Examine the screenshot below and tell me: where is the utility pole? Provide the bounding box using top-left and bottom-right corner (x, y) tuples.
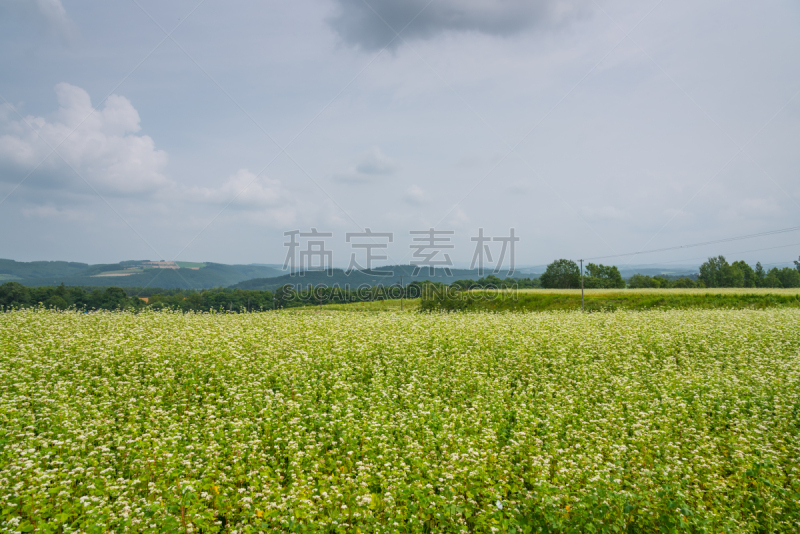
(400, 275), (403, 311)
(580, 259), (584, 312)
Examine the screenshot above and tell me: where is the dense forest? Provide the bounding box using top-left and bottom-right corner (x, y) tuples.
(0, 283), (277, 312)
(0, 282), (424, 312)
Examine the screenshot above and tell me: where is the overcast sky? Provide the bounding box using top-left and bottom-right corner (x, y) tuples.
(1, 0), (799, 269)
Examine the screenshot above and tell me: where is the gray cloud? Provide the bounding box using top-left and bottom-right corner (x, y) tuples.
(328, 0), (590, 50)
(333, 147), (398, 183)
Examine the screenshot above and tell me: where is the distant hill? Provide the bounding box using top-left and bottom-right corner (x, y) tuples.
(1, 257), (700, 291)
(0, 259), (93, 279)
(3, 259), (283, 289)
(230, 265), (528, 291)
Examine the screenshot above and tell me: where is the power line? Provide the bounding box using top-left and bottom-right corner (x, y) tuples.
(583, 226), (800, 261)
(618, 241), (800, 271)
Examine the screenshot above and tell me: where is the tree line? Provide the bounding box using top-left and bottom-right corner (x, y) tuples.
(0, 281), (426, 312)
(538, 256), (800, 289)
(538, 260), (626, 289)
(0, 283), (278, 312)
(697, 256), (800, 288)
(625, 257), (799, 289)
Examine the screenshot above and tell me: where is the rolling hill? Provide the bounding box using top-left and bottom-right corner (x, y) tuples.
(230, 265), (525, 291)
(2, 260), (284, 289)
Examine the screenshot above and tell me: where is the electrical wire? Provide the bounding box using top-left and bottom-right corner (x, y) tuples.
(614, 241), (800, 272)
(583, 225), (800, 261)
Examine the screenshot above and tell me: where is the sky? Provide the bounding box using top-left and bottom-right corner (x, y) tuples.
(0, 0), (799, 270)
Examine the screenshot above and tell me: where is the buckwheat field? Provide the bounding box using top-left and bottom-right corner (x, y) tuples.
(1, 309), (799, 533)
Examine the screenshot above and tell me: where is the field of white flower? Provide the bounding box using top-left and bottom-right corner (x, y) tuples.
(1, 308), (799, 533)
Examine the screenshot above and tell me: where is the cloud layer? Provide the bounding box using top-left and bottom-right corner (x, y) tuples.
(0, 83), (170, 196)
(328, 0), (589, 50)
(1, 1), (798, 267)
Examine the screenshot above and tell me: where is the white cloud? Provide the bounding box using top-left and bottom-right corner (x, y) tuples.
(0, 83), (170, 196)
(186, 168), (296, 226)
(403, 184), (427, 205)
(333, 147), (398, 183)
(188, 169), (285, 208)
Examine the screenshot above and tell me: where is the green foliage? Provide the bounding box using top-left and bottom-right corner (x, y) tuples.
(732, 260), (757, 288)
(0, 283), (144, 311)
(1, 309), (799, 531)
(694, 259), (800, 289)
(540, 259), (580, 289)
(755, 262), (766, 284)
(672, 276), (698, 288)
(583, 263), (625, 289)
(772, 267), (800, 288)
(763, 269), (783, 288)
(627, 274), (699, 289)
(696, 257), (800, 289)
(699, 255), (748, 288)
(147, 288), (276, 312)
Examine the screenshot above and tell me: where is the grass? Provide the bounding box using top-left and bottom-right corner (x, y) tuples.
(176, 262), (207, 269)
(421, 288), (800, 312)
(511, 288), (800, 295)
(292, 289), (800, 315)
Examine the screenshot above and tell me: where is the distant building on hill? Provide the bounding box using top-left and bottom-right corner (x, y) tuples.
(142, 261), (180, 269)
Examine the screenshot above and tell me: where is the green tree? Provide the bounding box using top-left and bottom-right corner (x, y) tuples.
(583, 263), (626, 289)
(724, 264), (745, 288)
(774, 267), (800, 288)
(754, 262), (766, 287)
(699, 256), (729, 288)
(699, 256), (746, 287)
(101, 287), (130, 309)
(44, 295), (69, 309)
(763, 269), (782, 288)
(731, 261), (756, 288)
(0, 282), (30, 307)
(795, 255), (800, 273)
(540, 259), (580, 289)
(627, 274), (657, 288)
